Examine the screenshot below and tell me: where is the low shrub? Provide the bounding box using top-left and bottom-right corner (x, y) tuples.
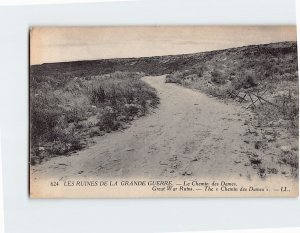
(30, 71), (159, 162)
(256, 94), (298, 132)
(210, 69), (226, 85)
(165, 71), (183, 84)
(90, 76), (159, 132)
(280, 152), (299, 178)
(97, 106), (120, 132)
(232, 70), (258, 90)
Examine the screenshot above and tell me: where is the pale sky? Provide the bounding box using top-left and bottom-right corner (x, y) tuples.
(30, 26), (297, 65)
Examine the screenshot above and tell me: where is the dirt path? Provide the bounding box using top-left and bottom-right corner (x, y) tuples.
(32, 75), (259, 180)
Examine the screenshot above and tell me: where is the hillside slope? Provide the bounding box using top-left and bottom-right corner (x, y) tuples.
(30, 42), (298, 177)
(31, 41), (297, 77)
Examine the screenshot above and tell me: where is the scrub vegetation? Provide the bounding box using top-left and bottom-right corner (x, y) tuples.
(30, 41), (298, 177)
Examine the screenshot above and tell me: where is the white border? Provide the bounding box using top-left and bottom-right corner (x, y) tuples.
(0, 0), (299, 233)
(0, 0), (133, 6)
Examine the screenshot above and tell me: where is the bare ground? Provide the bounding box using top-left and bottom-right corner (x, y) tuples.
(31, 75), (294, 181)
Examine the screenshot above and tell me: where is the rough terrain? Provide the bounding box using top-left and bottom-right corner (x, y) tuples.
(31, 75), (292, 181)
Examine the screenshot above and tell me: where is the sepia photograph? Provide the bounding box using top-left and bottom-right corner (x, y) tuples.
(29, 26), (298, 197)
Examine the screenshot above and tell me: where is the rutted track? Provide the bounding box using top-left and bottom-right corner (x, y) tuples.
(31, 75), (258, 180)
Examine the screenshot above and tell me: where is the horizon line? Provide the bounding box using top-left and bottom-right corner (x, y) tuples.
(31, 40), (297, 66)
